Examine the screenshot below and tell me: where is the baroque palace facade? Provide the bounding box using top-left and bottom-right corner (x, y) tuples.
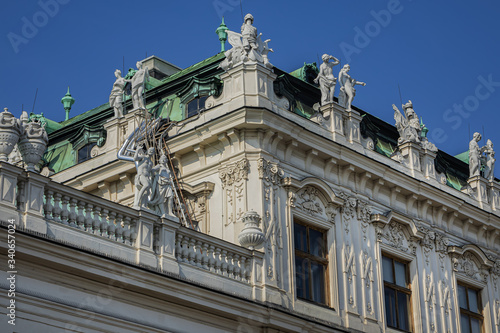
(1, 14), (500, 333)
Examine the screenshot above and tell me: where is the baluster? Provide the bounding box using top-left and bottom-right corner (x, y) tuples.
(220, 250), (228, 276)
(188, 237), (196, 265)
(195, 240), (203, 268)
(227, 252), (234, 279)
(68, 198), (77, 227)
(107, 211), (117, 240)
(207, 245), (215, 272)
(201, 242), (209, 270)
(175, 234), (183, 260)
(233, 254), (241, 280)
(115, 214), (124, 242)
(76, 201), (86, 229)
(60, 195), (70, 225)
(181, 236), (190, 263)
(44, 190), (54, 221)
(122, 216), (131, 244)
(92, 206), (101, 235)
(52, 192), (62, 223)
(100, 208), (110, 237)
(84, 203), (93, 232)
(214, 247), (221, 274)
(239, 256), (247, 282)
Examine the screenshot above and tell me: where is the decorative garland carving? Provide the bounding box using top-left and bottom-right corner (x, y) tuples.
(451, 252), (489, 283)
(378, 221), (417, 255)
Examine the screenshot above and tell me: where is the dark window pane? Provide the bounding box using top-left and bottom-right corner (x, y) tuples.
(309, 228), (325, 257)
(397, 291), (409, 330)
(187, 99), (198, 118)
(458, 284), (468, 309)
(294, 223), (307, 252)
(394, 261), (407, 287)
(295, 256), (306, 299)
(384, 286), (397, 327)
(461, 314), (471, 333)
(468, 288), (479, 313)
(311, 261), (325, 304)
(78, 143), (96, 163)
(382, 256), (394, 283)
(199, 96), (207, 109)
(470, 318), (481, 333)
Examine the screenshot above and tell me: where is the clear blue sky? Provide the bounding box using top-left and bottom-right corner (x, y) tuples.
(1, 0), (500, 157)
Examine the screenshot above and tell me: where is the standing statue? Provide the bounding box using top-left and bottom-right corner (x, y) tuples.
(109, 69), (126, 118)
(314, 54), (340, 106)
(338, 64), (366, 111)
(469, 132), (484, 178)
(241, 13), (258, 59)
(482, 139), (495, 181)
(150, 152), (174, 217)
(219, 13), (273, 71)
(130, 61), (149, 110)
(133, 145), (155, 209)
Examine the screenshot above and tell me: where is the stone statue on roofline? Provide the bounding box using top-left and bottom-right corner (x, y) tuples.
(482, 139), (495, 181)
(338, 64), (366, 111)
(128, 61), (149, 110)
(314, 54), (340, 106)
(469, 132), (484, 178)
(393, 100), (437, 152)
(219, 13), (274, 71)
(109, 69), (126, 118)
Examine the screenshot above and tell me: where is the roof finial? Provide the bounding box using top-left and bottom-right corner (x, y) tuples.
(215, 17), (228, 53)
(61, 86), (75, 121)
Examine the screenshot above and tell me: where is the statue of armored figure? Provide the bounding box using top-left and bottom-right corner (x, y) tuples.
(338, 64), (366, 111)
(314, 54), (340, 106)
(393, 100), (437, 152)
(109, 69), (126, 118)
(219, 13), (273, 71)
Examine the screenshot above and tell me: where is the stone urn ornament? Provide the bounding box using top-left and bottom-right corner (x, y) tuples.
(238, 210), (265, 250)
(0, 108), (22, 162)
(17, 111), (49, 172)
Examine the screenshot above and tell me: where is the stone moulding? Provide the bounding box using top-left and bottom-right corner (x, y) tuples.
(448, 244), (494, 283)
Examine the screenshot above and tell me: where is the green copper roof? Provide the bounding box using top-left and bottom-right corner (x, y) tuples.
(29, 112), (63, 134)
(161, 53), (224, 84)
(455, 150), (469, 164)
(43, 140), (74, 173)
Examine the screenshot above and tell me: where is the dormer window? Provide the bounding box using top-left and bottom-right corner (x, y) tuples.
(78, 143), (96, 163)
(186, 96), (207, 118)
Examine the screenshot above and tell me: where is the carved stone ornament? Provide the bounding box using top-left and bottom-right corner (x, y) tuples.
(295, 186), (323, 216)
(0, 108), (22, 162)
(258, 158), (284, 185)
(451, 252), (489, 283)
(219, 158), (250, 188)
(379, 221), (417, 255)
(238, 210), (265, 250)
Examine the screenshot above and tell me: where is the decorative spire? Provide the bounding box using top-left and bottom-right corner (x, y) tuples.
(61, 86), (75, 121)
(420, 117), (429, 138)
(215, 17), (228, 53)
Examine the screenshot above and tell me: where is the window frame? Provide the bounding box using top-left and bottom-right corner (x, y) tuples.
(77, 142), (96, 164)
(293, 219), (330, 307)
(185, 95), (208, 119)
(382, 253), (413, 332)
(457, 282), (483, 333)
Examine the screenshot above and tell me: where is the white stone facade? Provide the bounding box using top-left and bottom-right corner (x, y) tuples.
(1, 62), (500, 333)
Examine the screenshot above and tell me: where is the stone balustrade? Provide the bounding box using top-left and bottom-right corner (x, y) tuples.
(176, 227), (255, 283)
(0, 161), (262, 293)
